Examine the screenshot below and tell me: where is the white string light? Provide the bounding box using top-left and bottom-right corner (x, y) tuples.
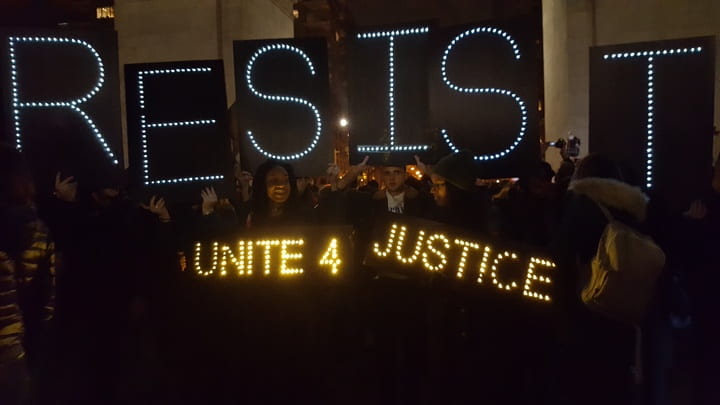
(355, 27), (431, 153)
(245, 44), (322, 160)
(602, 46), (703, 189)
(439, 27), (528, 161)
(9, 36), (118, 165)
(137, 68), (222, 186)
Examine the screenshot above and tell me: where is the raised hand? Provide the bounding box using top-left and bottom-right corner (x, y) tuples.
(684, 200), (707, 220)
(352, 156), (370, 172)
(238, 171), (253, 202)
(141, 195), (171, 222)
(414, 155), (428, 176)
(327, 163), (341, 179)
(54, 173), (77, 202)
(200, 187), (219, 215)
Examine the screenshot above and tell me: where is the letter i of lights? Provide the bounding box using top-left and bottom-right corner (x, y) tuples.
(355, 27), (431, 153)
(8, 37), (118, 165)
(137, 67), (223, 185)
(602, 46), (703, 189)
(440, 27), (528, 161)
(245, 44), (322, 160)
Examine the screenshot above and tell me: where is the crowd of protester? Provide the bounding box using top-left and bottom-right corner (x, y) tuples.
(0, 139), (718, 404)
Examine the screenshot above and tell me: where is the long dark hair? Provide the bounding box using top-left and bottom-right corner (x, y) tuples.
(250, 159), (300, 222)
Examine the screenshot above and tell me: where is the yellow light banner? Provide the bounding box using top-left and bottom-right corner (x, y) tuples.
(363, 216), (557, 303)
(192, 226), (352, 279)
(191, 218), (557, 304)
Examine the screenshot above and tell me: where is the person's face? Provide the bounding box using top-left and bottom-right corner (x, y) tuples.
(266, 166), (290, 204)
(430, 173), (448, 207)
(382, 166), (406, 193)
(296, 177), (308, 194)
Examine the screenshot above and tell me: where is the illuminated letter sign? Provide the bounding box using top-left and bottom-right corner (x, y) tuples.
(245, 44), (321, 160)
(0, 31), (123, 183)
(590, 37), (714, 211)
(439, 27), (527, 161)
(125, 60), (229, 191)
(428, 20), (539, 177)
(233, 38), (330, 174)
(354, 27), (431, 154)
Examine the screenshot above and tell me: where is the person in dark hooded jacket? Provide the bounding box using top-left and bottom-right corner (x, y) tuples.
(553, 154), (649, 405)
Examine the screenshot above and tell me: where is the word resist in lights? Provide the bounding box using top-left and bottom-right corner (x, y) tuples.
(245, 44), (322, 160)
(194, 237), (344, 277)
(602, 46), (702, 189)
(356, 27), (431, 153)
(138, 67), (223, 186)
(372, 222), (555, 303)
(440, 27), (528, 161)
(9, 36), (118, 165)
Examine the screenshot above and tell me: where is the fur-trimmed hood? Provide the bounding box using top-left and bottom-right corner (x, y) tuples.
(568, 177), (649, 221)
(372, 185), (419, 201)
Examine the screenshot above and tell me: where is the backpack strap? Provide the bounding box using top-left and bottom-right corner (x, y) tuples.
(595, 203), (614, 222)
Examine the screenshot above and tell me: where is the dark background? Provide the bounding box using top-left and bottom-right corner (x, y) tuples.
(233, 38), (331, 176)
(0, 28), (122, 194)
(590, 36), (715, 212)
(348, 24), (434, 167)
(125, 60), (230, 201)
(428, 17), (541, 177)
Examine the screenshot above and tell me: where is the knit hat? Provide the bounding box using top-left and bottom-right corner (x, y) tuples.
(432, 150), (476, 191)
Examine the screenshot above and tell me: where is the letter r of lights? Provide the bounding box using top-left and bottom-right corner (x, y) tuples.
(9, 36), (118, 165)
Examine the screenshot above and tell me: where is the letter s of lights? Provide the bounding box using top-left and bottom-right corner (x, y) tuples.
(9, 36), (118, 165)
(137, 67), (223, 186)
(355, 27), (431, 153)
(245, 44), (322, 160)
(440, 27), (528, 161)
(602, 46), (702, 189)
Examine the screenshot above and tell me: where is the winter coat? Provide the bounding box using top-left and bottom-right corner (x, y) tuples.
(0, 252), (25, 366)
(552, 177), (651, 403)
(0, 205), (55, 378)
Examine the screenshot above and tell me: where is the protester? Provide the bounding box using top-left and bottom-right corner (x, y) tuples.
(680, 154), (720, 405)
(0, 145), (55, 403)
(39, 162), (177, 402)
(553, 154), (648, 405)
(426, 150), (489, 231)
(491, 161), (561, 246)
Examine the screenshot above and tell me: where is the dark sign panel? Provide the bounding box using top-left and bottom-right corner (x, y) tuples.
(590, 37), (715, 211)
(428, 19), (540, 177)
(125, 60), (229, 197)
(348, 26), (433, 166)
(0, 29), (122, 192)
(233, 38), (330, 175)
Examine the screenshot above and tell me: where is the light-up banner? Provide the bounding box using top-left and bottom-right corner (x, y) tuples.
(0, 29), (122, 191)
(590, 36), (715, 212)
(192, 226), (352, 280)
(428, 20), (539, 177)
(191, 217), (556, 305)
(233, 38), (330, 175)
(125, 60), (229, 196)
